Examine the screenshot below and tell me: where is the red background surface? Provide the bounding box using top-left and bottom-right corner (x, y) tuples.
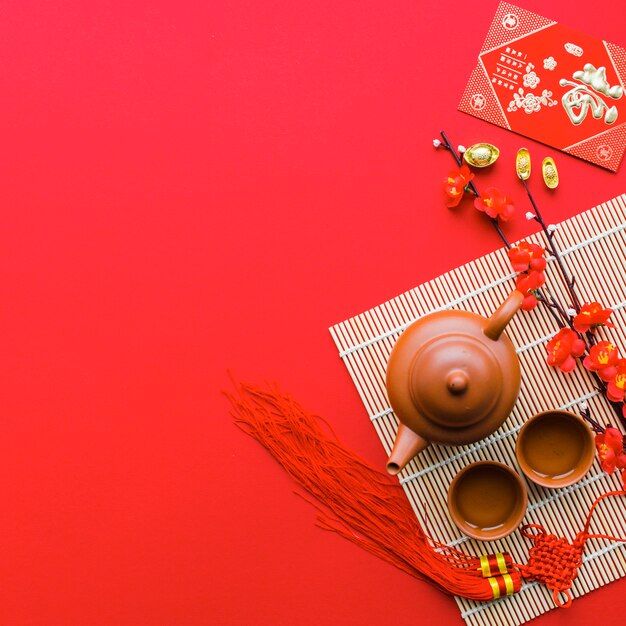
(1, 1), (625, 625)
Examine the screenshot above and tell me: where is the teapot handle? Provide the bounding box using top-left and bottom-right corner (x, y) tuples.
(484, 290), (524, 341)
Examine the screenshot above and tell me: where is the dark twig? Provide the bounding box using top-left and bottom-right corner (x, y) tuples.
(580, 405), (604, 434)
(517, 177), (624, 425)
(535, 290), (569, 327)
(439, 131), (511, 250)
(520, 176), (581, 311)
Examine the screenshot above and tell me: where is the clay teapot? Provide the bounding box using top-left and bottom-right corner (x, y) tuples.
(385, 290), (524, 475)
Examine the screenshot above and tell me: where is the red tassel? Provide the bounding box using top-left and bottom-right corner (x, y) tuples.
(225, 380), (626, 608)
(224, 380), (520, 601)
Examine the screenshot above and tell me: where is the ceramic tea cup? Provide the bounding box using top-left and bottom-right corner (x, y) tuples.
(515, 410), (595, 489)
(447, 461), (528, 541)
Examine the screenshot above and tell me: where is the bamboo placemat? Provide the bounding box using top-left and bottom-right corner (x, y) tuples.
(329, 194), (626, 625)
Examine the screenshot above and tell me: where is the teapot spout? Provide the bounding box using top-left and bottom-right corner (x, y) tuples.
(386, 423), (429, 475)
(484, 290), (524, 341)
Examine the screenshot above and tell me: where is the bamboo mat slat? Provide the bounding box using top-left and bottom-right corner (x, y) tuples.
(329, 194), (626, 626)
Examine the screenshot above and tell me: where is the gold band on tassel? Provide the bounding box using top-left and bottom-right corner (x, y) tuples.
(479, 552), (508, 577)
(503, 573), (515, 596)
(496, 552), (508, 575)
(480, 555), (491, 577)
(488, 576), (501, 599)
(487, 573), (516, 599)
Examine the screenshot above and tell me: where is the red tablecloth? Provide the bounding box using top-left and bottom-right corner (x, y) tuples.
(1, 1), (625, 625)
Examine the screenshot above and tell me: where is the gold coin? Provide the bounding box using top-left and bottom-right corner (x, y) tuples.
(542, 157), (559, 189)
(463, 143), (500, 168)
(516, 148), (531, 180)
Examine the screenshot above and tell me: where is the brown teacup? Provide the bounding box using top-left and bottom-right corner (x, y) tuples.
(447, 461), (528, 541)
(516, 410), (595, 489)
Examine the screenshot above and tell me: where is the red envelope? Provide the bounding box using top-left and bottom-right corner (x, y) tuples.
(459, 2), (626, 171)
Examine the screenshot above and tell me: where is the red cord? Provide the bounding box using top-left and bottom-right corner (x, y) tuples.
(517, 490), (626, 607)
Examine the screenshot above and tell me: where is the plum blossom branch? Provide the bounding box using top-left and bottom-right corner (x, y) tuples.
(436, 132), (626, 485)
(438, 131), (512, 249)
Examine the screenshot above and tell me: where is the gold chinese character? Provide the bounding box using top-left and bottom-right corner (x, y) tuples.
(559, 63), (623, 125)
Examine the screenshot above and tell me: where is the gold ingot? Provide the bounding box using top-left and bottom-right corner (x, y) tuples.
(542, 157), (559, 189)
(516, 148), (531, 180)
(463, 143), (500, 168)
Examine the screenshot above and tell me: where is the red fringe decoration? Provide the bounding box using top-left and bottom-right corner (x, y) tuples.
(225, 380), (519, 601)
(226, 380), (626, 605)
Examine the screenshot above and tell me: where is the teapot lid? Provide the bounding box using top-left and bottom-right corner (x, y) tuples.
(409, 334), (502, 429)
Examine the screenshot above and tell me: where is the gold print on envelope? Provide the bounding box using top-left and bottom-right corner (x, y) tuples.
(459, 3), (626, 170)
(559, 63), (623, 126)
(543, 57), (557, 71)
(522, 63), (540, 88)
(507, 87), (557, 115)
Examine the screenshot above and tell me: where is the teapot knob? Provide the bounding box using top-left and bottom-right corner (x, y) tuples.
(408, 335), (502, 429)
(446, 370), (468, 395)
